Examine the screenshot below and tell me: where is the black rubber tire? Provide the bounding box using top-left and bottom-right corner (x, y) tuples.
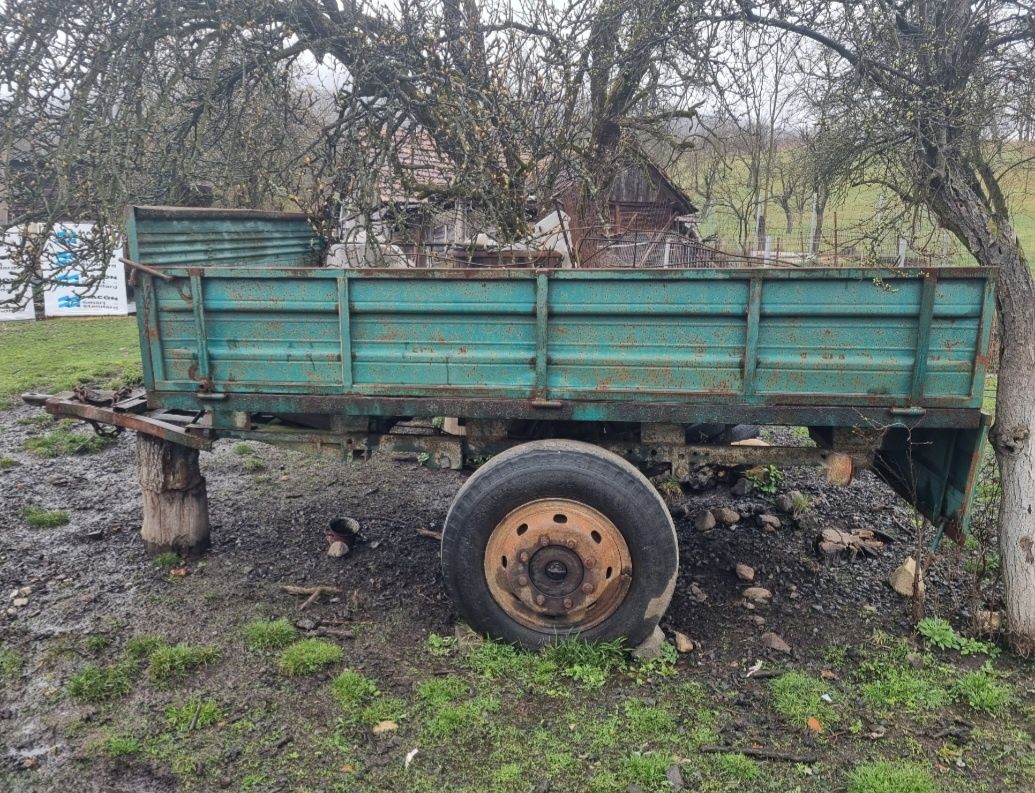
(441, 440), (678, 648)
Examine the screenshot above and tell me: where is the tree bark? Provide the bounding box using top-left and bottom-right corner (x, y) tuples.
(989, 247), (1035, 656)
(932, 185), (1035, 656)
(136, 433), (210, 556)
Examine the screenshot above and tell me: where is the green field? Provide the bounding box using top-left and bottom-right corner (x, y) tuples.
(0, 316), (142, 406)
(679, 147), (1035, 269)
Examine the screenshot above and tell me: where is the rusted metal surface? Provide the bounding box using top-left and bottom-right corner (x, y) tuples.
(483, 498), (632, 632)
(111, 207), (998, 534)
(147, 392), (984, 430)
(35, 393), (211, 451)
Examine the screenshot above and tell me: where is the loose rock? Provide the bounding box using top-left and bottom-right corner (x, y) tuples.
(690, 583), (707, 603)
(673, 631), (695, 654)
(693, 509), (716, 532)
(665, 764), (685, 792)
(326, 541), (349, 558)
(761, 631), (791, 653)
(759, 514), (781, 530)
(888, 556), (924, 598)
(742, 586), (772, 604)
(712, 507), (740, 526)
(735, 563), (755, 582)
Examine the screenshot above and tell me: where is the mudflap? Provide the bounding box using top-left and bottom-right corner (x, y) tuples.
(872, 413), (990, 546)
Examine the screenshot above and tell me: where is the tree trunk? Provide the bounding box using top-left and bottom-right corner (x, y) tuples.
(934, 181), (1035, 655)
(989, 246), (1035, 656)
(136, 433), (210, 556)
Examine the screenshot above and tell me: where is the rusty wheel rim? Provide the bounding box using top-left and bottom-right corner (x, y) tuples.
(483, 498), (632, 633)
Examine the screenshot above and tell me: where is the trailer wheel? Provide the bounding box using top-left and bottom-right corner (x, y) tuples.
(441, 440), (677, 648)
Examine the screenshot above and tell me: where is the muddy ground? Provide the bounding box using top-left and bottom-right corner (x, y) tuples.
(1, 403), (1032, 792)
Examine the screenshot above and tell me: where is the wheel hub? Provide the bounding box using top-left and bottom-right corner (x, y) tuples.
(483, 498), (632, 632)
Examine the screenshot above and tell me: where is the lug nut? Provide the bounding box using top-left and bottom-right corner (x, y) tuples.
(583, 557), (596, 569)
(539, 535), (550, 546)
(517, 575), (529, 587)
(535, 594), (546, 606)
(565, 538), (576, 548)
(581, 583), (595, 594)
(519, 551), (529, 563)
(563, 598), (573, 609)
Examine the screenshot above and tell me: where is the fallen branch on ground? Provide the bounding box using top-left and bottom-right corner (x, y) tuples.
(279, 584), (343, 610)
(699, 745), (818, 764)
(416, 527), (443, 541)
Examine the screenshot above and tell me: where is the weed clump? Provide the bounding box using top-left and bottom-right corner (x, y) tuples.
(166, 697), (223, 731)
(22, 505), (70, 528)
(0, 456), (20, 469)
(67, 660), (137, 702)
(951, 663), (1012, 714)
(277, 638), (342, 676)
(242, 618), (298, 651)
(125, 635), (164, 661)
(847, 760), (934, 793)
(857, 658), (948, 714)
(916, 617), (1000, 657)
(103, 735), (142, 759)
(148, 643), (220, 687)
(331, 669), (380, 710)
(769, 671), (837, 727)
(151, 552), (180, 570)
(23, 422), (113, 457)
(0, 649), (23, 680)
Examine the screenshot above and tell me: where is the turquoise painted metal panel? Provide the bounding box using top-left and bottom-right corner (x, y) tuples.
(129, 206), (324, 267)
(127, 206), (995, 415)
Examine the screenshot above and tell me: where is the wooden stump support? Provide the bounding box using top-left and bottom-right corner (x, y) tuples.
(136, 433), (210, 555)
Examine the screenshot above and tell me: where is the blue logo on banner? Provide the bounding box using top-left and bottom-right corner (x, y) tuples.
(54, 251), (76, 267)
(54, 229), (79, 244)
(58, 294), (82, 309)
(55, 273), (80, 284)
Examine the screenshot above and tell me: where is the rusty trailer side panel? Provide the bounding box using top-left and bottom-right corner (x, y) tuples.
(124, 205), (996, 534)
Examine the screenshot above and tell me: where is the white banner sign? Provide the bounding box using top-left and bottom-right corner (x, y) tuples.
(0, 230), (36, 322)
(42, 223), (128, 317)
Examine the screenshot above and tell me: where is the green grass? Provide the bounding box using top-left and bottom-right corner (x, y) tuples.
(0, 455), (19, 469)
(620, 752), (672, 792)
(769, 671), (838, 728)
(331, 669), (380, 710)
(0, 317), (141, 406)
(152, 552), (180, 570)
(857, 658), (949, 715)
(709, 752), (762, 782)
(102, 735), (143, 759)
(0, 649), (23, 680)
(951, 664), (1012, 714)
(277, 638), (343, 676)
(125, 635), (165, 660)
(22, 505), (70, 527)
(416, 676), (468, 707)
(233, 443), (255, 456)
(243, 618), (298, 651)
(242, 456), (266, 472)
(67, 660), (137, 702)
(165, 697), (223, 732)
(846, 760), (935, 793)
(22, 422), (114, 457)
(147, 643), (220, 687)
